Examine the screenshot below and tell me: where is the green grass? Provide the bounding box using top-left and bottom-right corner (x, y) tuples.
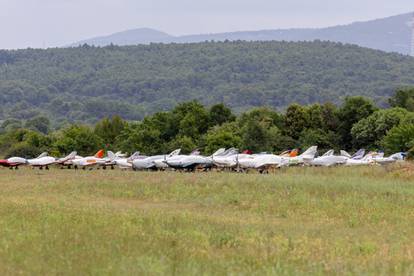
(0, 165), (413, 275)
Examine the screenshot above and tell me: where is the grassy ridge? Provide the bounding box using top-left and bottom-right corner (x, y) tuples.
(0, 166), (413, 274)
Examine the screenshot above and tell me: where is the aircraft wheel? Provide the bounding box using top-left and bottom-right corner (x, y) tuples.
(46, 166), (49, 170)
(111, 166), (114, 170)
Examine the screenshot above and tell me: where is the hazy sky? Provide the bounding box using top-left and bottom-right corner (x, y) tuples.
(1, 0), (413, 49)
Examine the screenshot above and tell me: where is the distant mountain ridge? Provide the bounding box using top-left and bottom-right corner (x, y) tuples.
(71, 13), (414, 55)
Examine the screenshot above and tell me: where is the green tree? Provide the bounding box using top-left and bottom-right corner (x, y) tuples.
(382, 124), (414, 155)
(115, 122), (163, 155)
(208, 103), (236, 127)
(389, 87), (414, 111)
(168, 136), (197, 154)
(283, 104), (309, 139)
(298, 129), (340, 152)
(173, 101), (210, 139)
(0, 129), (52, 158)
(53, 125), (103, 156)
(320, 102), (340, 132)
(338, 96), (378, 149)
(306, 104), (324, 130)
(94, 115), (126, 148)
(351, 108), (410, 149)
(204, 122), (242, 154)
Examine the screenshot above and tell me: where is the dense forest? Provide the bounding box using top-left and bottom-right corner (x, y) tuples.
(1, 41), (414, 125)
(1, 89), (413, 159)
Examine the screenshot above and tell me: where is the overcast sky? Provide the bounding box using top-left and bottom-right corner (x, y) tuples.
(1, 0), (413, 49)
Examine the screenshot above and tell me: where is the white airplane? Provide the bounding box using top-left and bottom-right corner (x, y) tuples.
(107, 151), (143, 169)
(235, 153), (283, 173)
(340, 149), (365, 161)
(236, 146), (317, 171)
(71, 150), (107, 169)
(279, 146), (318, 167)
(310, 150), (348, 167)
(212, 148), (252, 169)
(371, 152), (406, 165)
(27, 152), (77, 170)
(165, 148), (226, 171)
(0, 157), (27, 169)
(345, 150), (376, 166)
(133, 149), (181, 170)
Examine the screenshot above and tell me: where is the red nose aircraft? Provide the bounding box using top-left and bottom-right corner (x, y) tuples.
(0, 157), (27, 169)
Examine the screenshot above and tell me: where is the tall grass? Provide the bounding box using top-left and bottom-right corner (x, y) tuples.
(0, 165), (413, 274)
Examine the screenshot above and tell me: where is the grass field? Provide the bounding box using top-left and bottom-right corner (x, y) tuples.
(0, 165), (413, 275)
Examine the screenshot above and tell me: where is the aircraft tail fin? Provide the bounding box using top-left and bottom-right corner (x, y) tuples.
(352, 149), (365, 160)
(58, 151), (77, 163)
(128, 152), (141, 161)
(340, 150), (351, 158)
(95, 150), (105, 159)
(107, 151), (117, 161)
(36, 152), (48, 159)
(321, 150), (334, 157)
(169, 149), (181, 157)
(300, 146), (318, 158)
(115, 151), (127, 158)
(190, 149), (201, 156)
(225, 148), (239, 156)
(211, 148), (226, 157)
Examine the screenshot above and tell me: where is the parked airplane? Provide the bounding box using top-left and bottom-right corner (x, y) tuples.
(371, 152), (406, 165)
(71, 150), (107, 169)
(132, 149), (181, 170)
(237, 153), (280, 171)
(108, 151), (143, 169)
(0, 157), (27, 169)
(27, 151), (78, 170)
(279, 146), (318, 167)
(165, 148), (226, 171)
(212, 148), (251, 169)
(310, 150), (348, 167)
(345, 151), (375, 166)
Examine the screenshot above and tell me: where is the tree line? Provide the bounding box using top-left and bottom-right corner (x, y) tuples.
(1, 88), (413, 159)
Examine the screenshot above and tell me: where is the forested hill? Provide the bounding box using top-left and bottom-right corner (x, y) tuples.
(1, 40), (414, 124)
(72, 13), (413, 55)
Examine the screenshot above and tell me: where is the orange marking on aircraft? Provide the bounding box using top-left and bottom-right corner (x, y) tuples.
(95, 150), (104, 158)
(289, 149), (299, 157)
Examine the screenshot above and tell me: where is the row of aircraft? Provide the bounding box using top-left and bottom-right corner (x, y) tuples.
(0, 146), (407, 173)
